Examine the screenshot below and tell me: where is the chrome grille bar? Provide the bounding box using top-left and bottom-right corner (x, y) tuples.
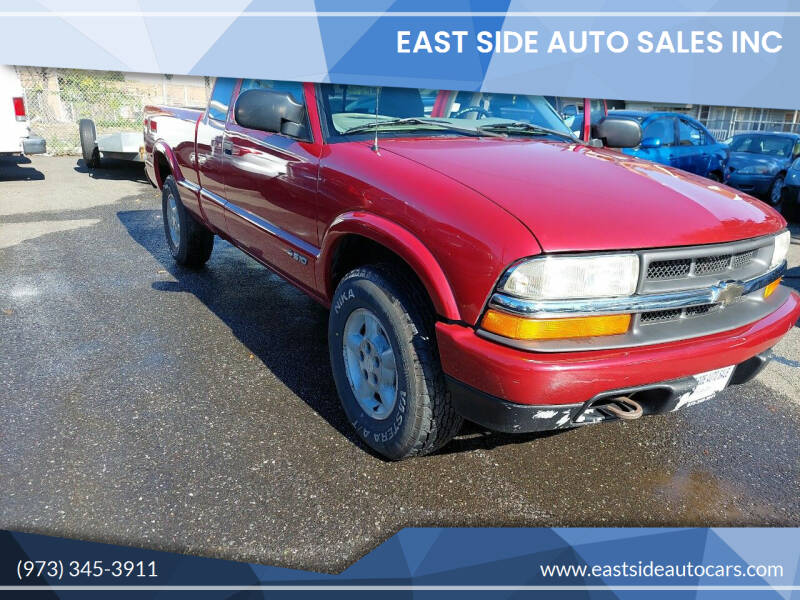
(490, 261), (786, 318)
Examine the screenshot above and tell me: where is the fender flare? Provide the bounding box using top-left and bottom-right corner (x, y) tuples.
(319, 211), (461, 321)
(152, 140), (183, 188)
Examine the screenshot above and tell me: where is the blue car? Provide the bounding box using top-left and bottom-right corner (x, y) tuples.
(724, 132), (800, 208)
(778, 156), (800, 221)
(602, 111), (728, 181)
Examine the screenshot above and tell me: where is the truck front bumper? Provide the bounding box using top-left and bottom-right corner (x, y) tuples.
(436, 290), (800, 433)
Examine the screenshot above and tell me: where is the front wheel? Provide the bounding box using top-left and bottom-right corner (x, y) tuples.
(328, 265), (462, 460)
(768, 174), (785, 207)
(161, 175), (214, 267)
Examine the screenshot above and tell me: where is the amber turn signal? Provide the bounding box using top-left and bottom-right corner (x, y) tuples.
(763, 278), (781, 299)
(481, 310), (631, 341)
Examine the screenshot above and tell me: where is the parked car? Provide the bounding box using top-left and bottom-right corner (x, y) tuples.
(779, 156), (800, 221)
(144, 79), (798, 460)
(0, 65), (45, 155)
(601, 111), (727, 180)
(723, 131), (800, 208)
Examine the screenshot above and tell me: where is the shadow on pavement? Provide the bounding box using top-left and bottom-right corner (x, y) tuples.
(74, 158), (150, 183)
(116, 208), (377, 455)
(436, 421), (567, 455)
(0, 154), (45, 181)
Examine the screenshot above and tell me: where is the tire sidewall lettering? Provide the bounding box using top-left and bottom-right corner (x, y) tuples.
(333, 280), (410, 447)
(333, 288), (355, 315)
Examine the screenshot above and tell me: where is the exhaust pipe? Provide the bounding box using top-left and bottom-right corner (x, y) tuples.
(598, 396), (643, 420)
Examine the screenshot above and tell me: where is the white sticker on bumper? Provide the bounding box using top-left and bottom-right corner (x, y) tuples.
(674, 365), (735, 411)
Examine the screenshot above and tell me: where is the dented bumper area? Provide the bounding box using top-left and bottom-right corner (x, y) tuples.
(437, 289), (800, 434)
(445, 352), (770, 433)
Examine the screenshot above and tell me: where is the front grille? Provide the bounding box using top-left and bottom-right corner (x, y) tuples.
(640, 304), (718, 325)
(647, 259), (691, 280)
(694, 254), (730, 275)
(640, 308), (682, 324)
(732, 249), (757, 269)
(648, 252), (755, 280)
(686, 304), (714, 316)
(640, 237), (773, 293)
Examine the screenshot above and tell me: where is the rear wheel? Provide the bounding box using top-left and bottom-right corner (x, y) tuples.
(328, 265), (462, 460)
(161, 175), (214, 267)
(78, 118), (100, 169)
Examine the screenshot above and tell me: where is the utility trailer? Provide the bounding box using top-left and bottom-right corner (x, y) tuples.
(79, 118), (144, 168)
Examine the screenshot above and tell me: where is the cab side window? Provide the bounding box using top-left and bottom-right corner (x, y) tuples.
(208, 77), (236, 122)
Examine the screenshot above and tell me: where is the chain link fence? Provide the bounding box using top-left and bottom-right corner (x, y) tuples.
(16, 66), (212, 155)
(15, 67), (800, 154)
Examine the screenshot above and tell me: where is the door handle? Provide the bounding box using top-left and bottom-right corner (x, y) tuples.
(222, 140), (233, 155)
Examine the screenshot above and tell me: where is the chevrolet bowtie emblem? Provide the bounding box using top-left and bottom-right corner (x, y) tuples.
(714, 280), (746, 306)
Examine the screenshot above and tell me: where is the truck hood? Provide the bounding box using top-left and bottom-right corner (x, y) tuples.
(378, 138), (784, 252)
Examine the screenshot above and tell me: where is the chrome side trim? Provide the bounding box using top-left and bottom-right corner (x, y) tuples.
(177, 179), (200, 193)
(490, 262), (787, 318)
(197, 186), (320, 259)
(199, 186), (227, 207)
(225, 201), (320, 259)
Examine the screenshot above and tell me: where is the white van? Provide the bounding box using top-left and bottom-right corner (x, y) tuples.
(0, 65), (45, 155)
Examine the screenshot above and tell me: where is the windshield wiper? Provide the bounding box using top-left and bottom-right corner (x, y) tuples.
(477, 122), (581, 142)
(342, 117), (503, 137)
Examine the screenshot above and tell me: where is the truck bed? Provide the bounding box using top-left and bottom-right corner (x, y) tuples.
(143, 104), (205, 170)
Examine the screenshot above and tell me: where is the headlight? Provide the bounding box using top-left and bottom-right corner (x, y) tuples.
(770, 230), (791, 269)
(500, 254), (640, 300)
(737, 165), (774, 175)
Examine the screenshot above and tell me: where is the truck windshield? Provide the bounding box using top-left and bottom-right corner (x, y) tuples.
(318, 85), (573, 141)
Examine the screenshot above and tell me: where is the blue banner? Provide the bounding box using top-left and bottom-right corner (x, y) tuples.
(1, 1), (800, 108)
(3, 528), (800, 598)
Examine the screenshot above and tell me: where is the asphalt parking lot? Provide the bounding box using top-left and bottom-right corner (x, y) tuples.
(1, 155), (799, 573)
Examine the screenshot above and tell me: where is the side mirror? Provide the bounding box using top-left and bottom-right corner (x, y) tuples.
(595, 117), (642, 148)
(640, 137), (662, 149)
(234, 89), (306, 138)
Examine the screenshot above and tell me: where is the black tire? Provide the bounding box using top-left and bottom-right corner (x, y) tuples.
(161, 175), (214, 267)
(78, 118), (100, 169)
(781, 186), (800, 222)
(768, 174), (785, 208)
(328, 265), (462, 460)
(707, 170), (722, 182)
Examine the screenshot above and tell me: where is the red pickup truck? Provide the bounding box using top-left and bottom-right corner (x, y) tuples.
(144, 79), (798, 460)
